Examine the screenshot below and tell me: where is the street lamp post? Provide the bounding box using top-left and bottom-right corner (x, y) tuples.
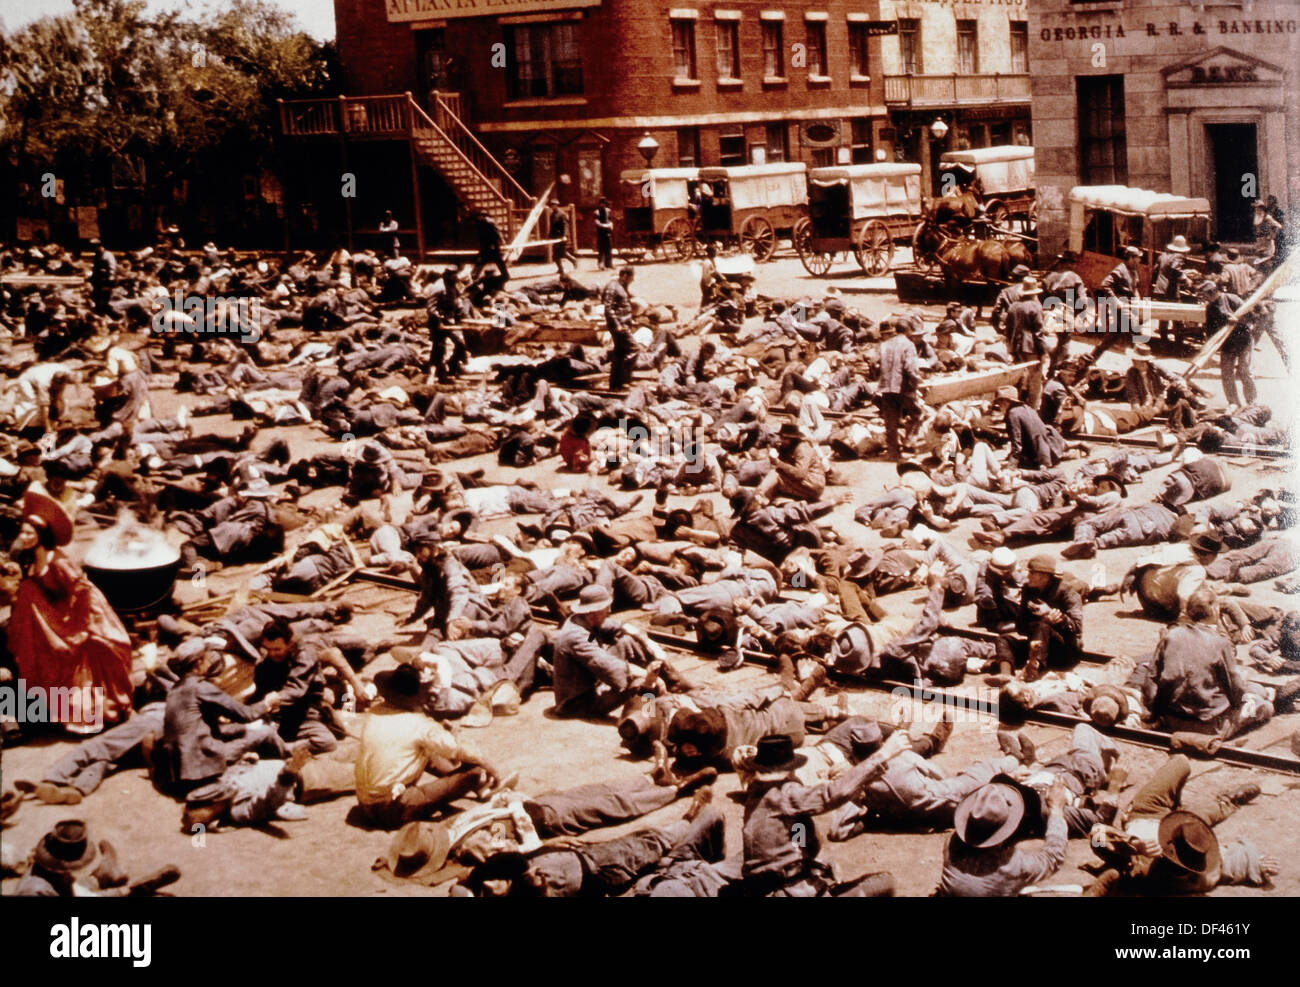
(637, 133), (660, 167)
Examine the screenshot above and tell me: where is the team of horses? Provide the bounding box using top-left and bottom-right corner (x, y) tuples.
(914, 188), (1035, 284)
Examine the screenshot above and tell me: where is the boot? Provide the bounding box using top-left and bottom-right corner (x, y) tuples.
(674, 767), (718, 797)
(792, 664), (828, 702)
(127, 865), (182, 896)
(925, 711), (954, 756)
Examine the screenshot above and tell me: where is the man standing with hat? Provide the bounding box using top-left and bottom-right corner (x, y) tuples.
(89, 239), (117, 315)
(1005, 275), (1048, 408)
(1152, 234), (1192, 342)
(1096, 244), (1142, 337)
(937, 775), (1069, 896)
(877, 316), (921, 462)
(603, 266), (637, 390)
(991, 263), (1030, 342)
(1017, 554), (1084, 680)
(733, 729), (913, 896)
(1199, 277), (1254, 408)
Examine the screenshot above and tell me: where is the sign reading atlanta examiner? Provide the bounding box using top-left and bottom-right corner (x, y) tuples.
(386, 0), (600, 22)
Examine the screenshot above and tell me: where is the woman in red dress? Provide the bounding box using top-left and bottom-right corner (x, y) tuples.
(9, 484), (133, 734)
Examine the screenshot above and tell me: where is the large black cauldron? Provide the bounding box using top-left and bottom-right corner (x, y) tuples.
(84, 556), (182, 612)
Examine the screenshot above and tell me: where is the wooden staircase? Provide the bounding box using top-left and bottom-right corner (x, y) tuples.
(278, 92), (535, 250)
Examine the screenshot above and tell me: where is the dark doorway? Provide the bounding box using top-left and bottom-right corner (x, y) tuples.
(415, 29), (451, 105)
(1207, 122), (1258, 242)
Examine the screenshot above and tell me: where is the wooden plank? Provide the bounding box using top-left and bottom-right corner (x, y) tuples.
(1184, 253), (1299, 378)
(1131, 299), (1205, 325)
(920, 361), (1034, 405)
(504, 182), (555, 263)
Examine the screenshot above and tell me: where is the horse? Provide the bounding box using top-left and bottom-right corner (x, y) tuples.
(921, 189), (980, 230)
(916, 218), (1034, 283)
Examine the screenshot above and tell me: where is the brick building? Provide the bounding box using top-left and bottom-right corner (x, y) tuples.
(282, 0), (1033, 252)
(1030, 0), (1300, 257)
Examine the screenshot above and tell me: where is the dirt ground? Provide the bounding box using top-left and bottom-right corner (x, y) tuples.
(3, 249), (1297, 898)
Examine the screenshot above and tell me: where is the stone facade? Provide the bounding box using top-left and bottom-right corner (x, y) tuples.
(1029, 0), (1299, 257)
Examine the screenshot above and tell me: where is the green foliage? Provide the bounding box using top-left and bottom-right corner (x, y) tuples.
(0, 0), (335, 182)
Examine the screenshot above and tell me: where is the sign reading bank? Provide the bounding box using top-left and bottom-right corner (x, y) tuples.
(386, 0), (601, 22)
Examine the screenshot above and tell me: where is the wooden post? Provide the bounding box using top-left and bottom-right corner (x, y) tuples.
(405, 94), (426, 262)
(339, 96), (353, 252)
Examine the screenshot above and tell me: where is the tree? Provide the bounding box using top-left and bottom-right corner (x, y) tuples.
(0, 0), (336, 242)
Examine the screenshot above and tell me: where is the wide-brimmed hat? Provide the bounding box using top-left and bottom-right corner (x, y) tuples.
(954, 782), (1028, 849)
(1083, 684), (1130, 729)
(994, 386), (1020, 405)
(729, 489), (757, 517)
(1020, 276), (1042, 297)
(1189, 530), (1223, 555)
(378, 821), (454, 885)
(571, 584), (614, 614)
(1011, 264), (1030, 279)
(23, 481), (74, 546)
(696, 608), (739, 652)
(34, 820), (99, 873)
(750, 734), (807, 781)
(1166, 235), (1192, 254)
(1123, 245), (1142, 258)
(846, 721), (884, 760)
(844, 549), (885, 582)
(1158, 811), (1220, 877)
(988, 547), (1017, 573)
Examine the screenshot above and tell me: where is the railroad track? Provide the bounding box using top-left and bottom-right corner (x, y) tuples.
(349, 570), (1300, 776)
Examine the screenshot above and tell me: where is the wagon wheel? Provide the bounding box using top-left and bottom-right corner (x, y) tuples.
(662, 217), (697, 261)
(985, 199), (1010, 235)
(793, 218), (834, 277)
(911, 222), (939, 274)
(855, 220), (894, 277)
(740, 215), (777, 262)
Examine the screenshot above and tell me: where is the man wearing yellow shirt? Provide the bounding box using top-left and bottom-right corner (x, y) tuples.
(355, 707), (506, 829)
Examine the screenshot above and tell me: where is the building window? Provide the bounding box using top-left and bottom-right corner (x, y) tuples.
(1010, 22), (1029, 73)
(677, 127), (700, 167)
(765, 122), (788, 162)
(671, 19), (698, 79)
(812, 147), (835, 168)
(898, 19), (921, 75)
(1077, 75), (1128, 185)
(716, 19), (740, 79)
(848, 22), (870, 77)
(719, 127), (746, 166)
(805, 21), (828, 77)
(851, 118), (873, 164)
(956, 20), (978, 75)
(762, 21), (784, 78)
(505, 23), (583, 99)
